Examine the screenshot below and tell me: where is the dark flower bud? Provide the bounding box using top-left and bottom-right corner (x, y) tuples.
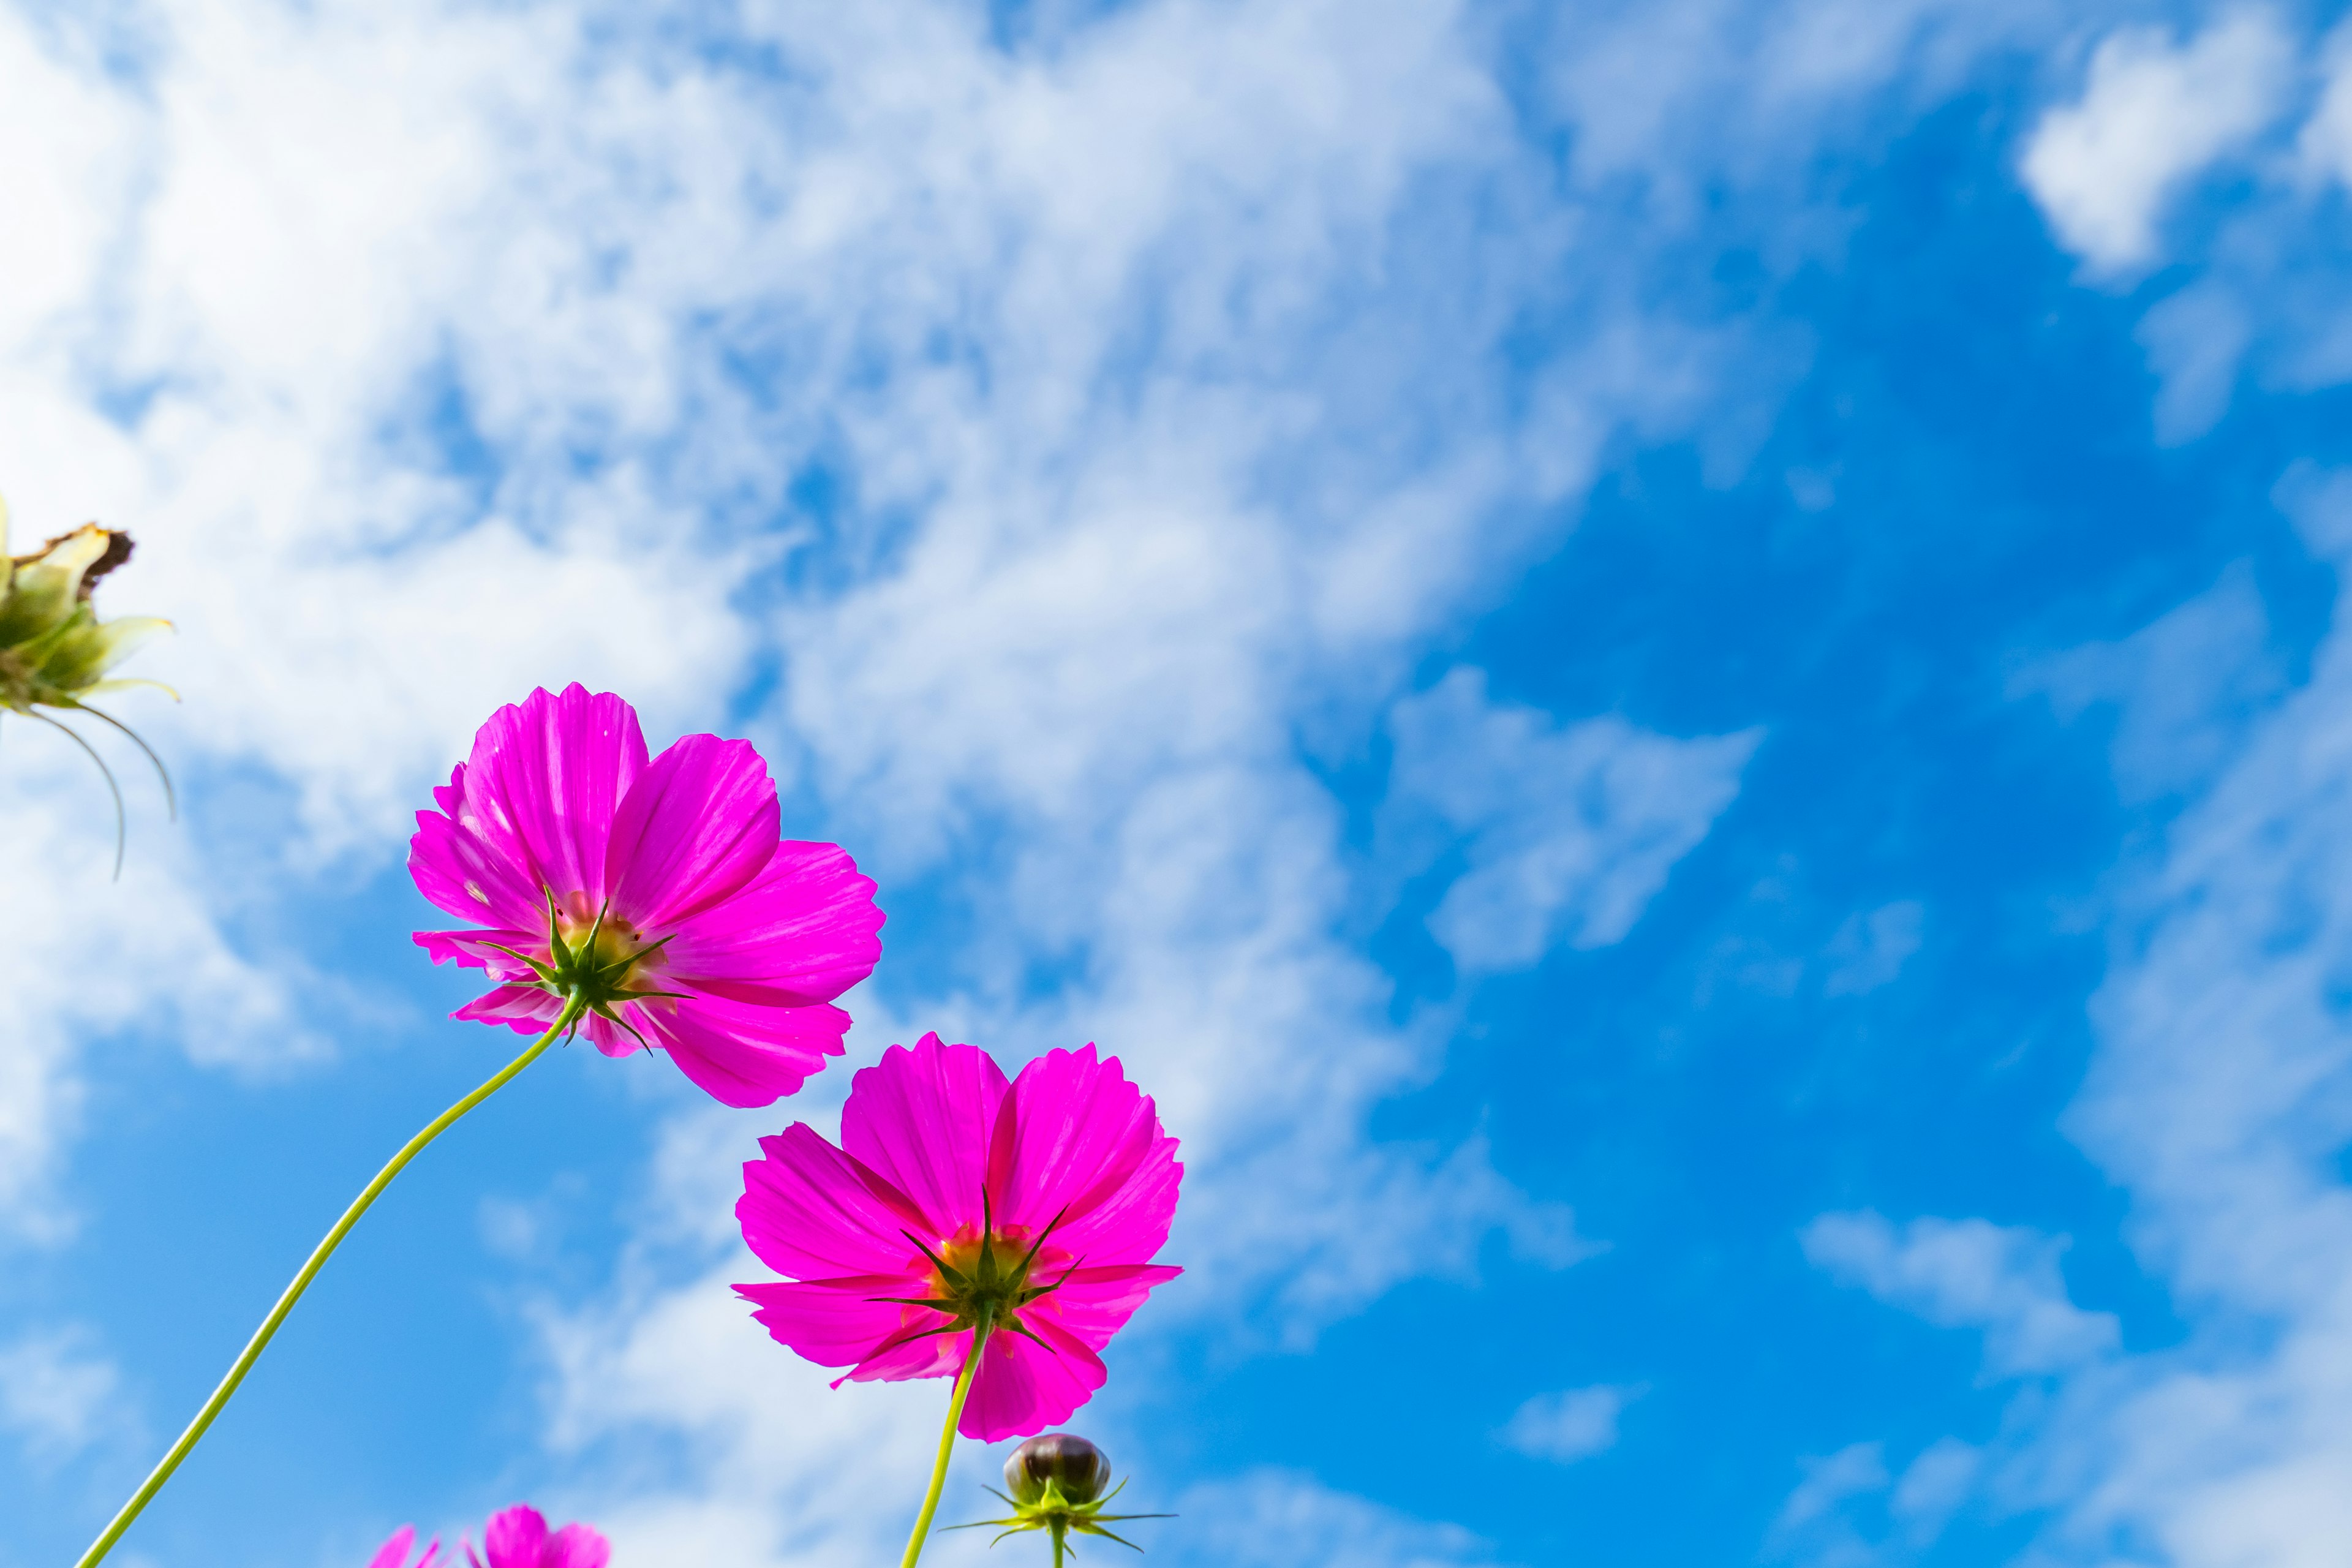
(1005, 1433), (1114, 1507)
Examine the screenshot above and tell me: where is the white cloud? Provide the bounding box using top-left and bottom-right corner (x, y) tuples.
(1822, 901), (1923, 997)
(1387, 668), (1760, 975)
(2021, 10), (2294, 276)
(2022, 560), (2283, 805)
(1795, 472), (2352, 1568)
(0, 1324), (130, 1468)
(2139, 281), (2255, 445)
(1497, 1383), (1641, 1464)
(1159, 1469), (1509, 1568)
(1803, 1212), (2118, 1377)
(2295, 20), (2352, 189)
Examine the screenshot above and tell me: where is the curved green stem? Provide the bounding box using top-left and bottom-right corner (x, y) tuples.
(72, 997), (589, 1568)
(900, 1305), (997, 1568)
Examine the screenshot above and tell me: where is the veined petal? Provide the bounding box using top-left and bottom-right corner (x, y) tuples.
(414, 928), (542, 981)
(453, 984), (564, 1033)
(733, 1278), (929, 1368)
(660, 842), (883, 1007)
(577, 1011), (644, 1058)
(481, 1505), (548, 1568)
(993, 1046), (1182, 1262)
(633, 994), (850, 1109)
(1022, 1262), (1183, 1351)
(737, 1124), (930, 1278)
(460, 685), (646, 907)
(837, 1326), (965, 1385)
(544, 1524), (610, 1568)
(960, 1313), (1106, 1441)
(604, 733), (779, 929)
(410, 806), (545, 931)
(840, 1037), (1008, 1238)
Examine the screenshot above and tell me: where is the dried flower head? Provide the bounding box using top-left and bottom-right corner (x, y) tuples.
(0, 501), (175, 872)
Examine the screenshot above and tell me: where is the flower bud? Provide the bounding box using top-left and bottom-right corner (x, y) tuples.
(1004, 1433), (1113, 1507)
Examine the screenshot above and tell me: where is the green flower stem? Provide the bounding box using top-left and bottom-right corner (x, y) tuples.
(900, 1304), (998, 1568)
(72, 996), (589, 1568)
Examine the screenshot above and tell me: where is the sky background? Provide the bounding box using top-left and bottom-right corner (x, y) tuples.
(6, 1), (2352, 1565)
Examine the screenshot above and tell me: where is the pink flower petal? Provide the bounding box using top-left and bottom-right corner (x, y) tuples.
(659, 842), (884, 1008)
(959, 1314), (1107, 1441)
(992, 1046), (1182, 1264)
(838, 1322), (965, 1384)
(452, 983), (564, 1033)
(734, 1278), (930, 1368)
(737, 1125), (931, 1279)
(462, 685), (646, 908)
(636, 995), (851, 1108)
(603, 733), (780, 929)
(414, 928), (541, 981)
(481, 1505), (548, 1568)
(575, 1011), (644, 1058)
(369, 1526), (419, 1568)
(840, 1037), (1008, 1237)
(409, 803), (546, 932)
(1022, 1262), (1183, 1352)
(545, 1523), (610, 1568)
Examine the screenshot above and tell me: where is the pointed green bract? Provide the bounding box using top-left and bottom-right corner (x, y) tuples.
(945, 1436), (1174, 1561)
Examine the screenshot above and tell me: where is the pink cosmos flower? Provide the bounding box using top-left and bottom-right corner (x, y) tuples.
(410, 684), (883, 1107)
(734, 1034), (1183, 1441)
(464, 1504), (609, 1568)
(366, 1526), (442, 1568)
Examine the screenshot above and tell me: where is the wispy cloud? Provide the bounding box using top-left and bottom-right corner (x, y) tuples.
(1497, 1383), (1643, 1464)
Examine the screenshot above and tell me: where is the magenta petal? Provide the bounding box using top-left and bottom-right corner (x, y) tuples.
(738, 1125), (930, 1278)
(575, 1011), (643, 1058)
(415, 929), (542, 980)
(839, 1323), (965, 1384)
(1027, 1262), (1183, 1351)
(369, 1527), (418, 1568)
(409, 805), (546, 931)
(462, 685), (646, 906)
(453, 984), (564, 1033)
(660, 842), (883, 1008)
(481, 1505), (548, 1568)
(960, 1314), (1107, 1441)
(544, 1524), (609, 1568)
(734, 1278), (927, 1368)
(639, 995), (851, 1108)
(840, 1037), (1009, 1236)
(995, 1046), (1182, 1262)
(603, 733), (780, 929)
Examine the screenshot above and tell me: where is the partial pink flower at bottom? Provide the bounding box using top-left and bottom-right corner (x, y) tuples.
(464, 1505), (609, 1568)
(735, 1033), (1183, 1441)
(367, 1526), (442, 1568)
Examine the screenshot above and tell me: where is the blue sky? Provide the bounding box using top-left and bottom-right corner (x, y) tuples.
(6, 1), (2352, 1565)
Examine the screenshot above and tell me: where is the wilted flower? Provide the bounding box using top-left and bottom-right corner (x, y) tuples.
(464, 1504), (608, 1568)
(734, 1034), (1182, 1441)
(366, 1525), (443, 1568)
(0, 505), (175, 869)
(410, 683), (884, 1107)
(954, 1433), (1171, 1562)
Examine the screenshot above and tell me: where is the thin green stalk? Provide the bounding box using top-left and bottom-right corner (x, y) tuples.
(900, 1305), (997, 1568)
(72, 997), (589, 1568)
